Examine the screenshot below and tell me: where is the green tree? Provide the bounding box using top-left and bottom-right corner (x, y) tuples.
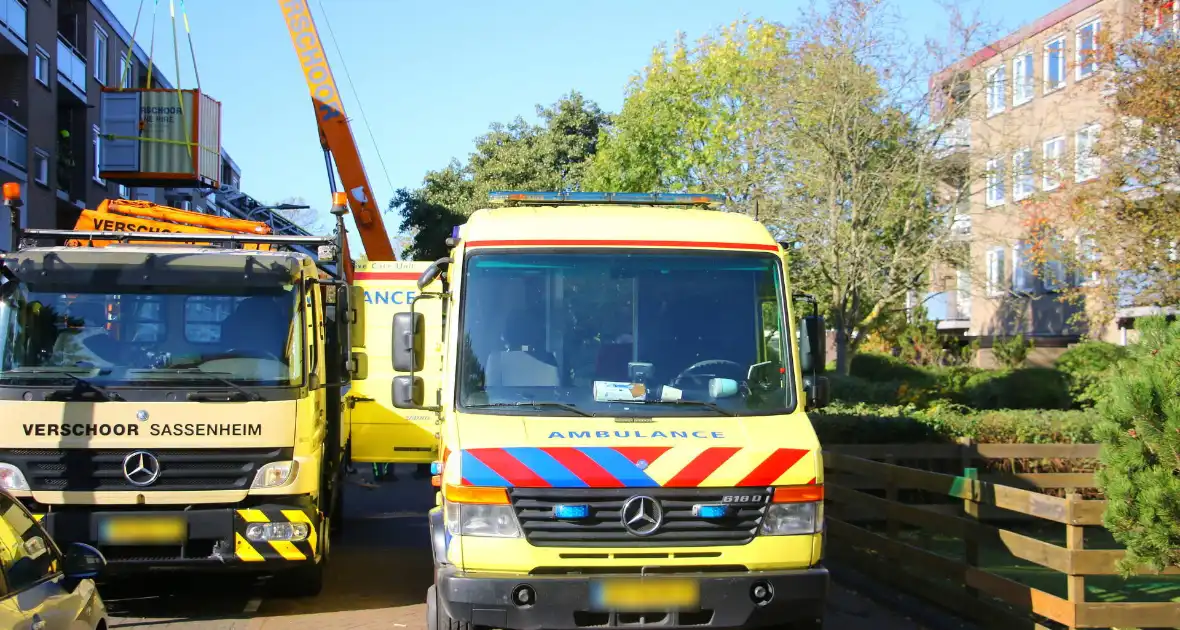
(585, 18), (792, 215)
(766, 0), (970, 374)
(392, 91), (611, 256)
(1095, 316), (1180, 576)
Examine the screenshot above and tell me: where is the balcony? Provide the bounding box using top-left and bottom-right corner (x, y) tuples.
(951, 213), (971, 238)
(933, 118), (970, 158)
(56, 35), (86, 100)
(0, 111), (27, 172)
(0, 0), (26, 53)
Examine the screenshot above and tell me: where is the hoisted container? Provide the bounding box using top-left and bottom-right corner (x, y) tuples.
(98, 88), (223, 188)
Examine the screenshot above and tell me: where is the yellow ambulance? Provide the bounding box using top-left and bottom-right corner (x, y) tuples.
(390, 192), (832, 630)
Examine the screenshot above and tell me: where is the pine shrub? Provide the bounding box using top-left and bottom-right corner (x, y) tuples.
(1094, 316), (1180, 576)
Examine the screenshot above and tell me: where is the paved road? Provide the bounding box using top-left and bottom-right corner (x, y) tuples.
(100, 465), (926, 630)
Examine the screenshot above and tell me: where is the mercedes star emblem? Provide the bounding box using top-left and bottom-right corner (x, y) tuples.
(135, 410), (149, 422)
(620, 495), (664, 536)
(122, 451), (162, 487)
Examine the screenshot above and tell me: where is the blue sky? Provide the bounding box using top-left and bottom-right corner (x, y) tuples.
(104, 0), (1063, 236)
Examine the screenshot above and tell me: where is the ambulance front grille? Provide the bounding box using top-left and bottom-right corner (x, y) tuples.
(0, 448), (292, 492)
(509, 487), (770, 547)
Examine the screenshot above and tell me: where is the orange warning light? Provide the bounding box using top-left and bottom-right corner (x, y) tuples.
(2, 182), (20, 201)
(332, 192), (347, 207)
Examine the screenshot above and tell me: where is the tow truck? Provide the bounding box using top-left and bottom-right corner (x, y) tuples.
(0, 182), (362, 596)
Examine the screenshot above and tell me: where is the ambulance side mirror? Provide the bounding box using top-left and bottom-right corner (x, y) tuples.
(348, 285), (365, 350)
(392, 311), (425, 373)
(392, 375), (424, 409)
(799, 315), (826, 373)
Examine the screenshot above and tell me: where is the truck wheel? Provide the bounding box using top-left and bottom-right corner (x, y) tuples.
(330, 475), (345, 540)
(427, 584), (471, 630)
(271, 561), (324, 598)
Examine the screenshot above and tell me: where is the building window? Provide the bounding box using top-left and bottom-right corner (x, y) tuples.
(1013, 52), (1034, 105)
(986, 247), (1006, 296)
(1075, 123), (1101, 182)
(1012, 241), (1034, 292)
(1043, 136), (1065, 190)
(1044, 36), (1066, 92)
(93, 24), (109, 85)
(1075, 18), (1100, 80)
(1012, 148), (1034, 201)
(1077, 234), (1100, 285)
(34, 46), (50, 87)
(1142, 0), (1176, 32)
(119, 59), (134, 88)
(117, 184), (130, 198)
(985, 65), (1006, 116)
(986, 157), (1006, 207)
(92, 124), (103, 184)
(955, 268), (972, 319)
(33, 149), (49, 186)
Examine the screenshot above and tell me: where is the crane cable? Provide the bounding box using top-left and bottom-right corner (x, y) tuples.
(315, 0), (397, 204)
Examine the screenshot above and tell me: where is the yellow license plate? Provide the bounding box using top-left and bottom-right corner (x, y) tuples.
(592, 578), (700, 611)
(98, 516), (186, 545)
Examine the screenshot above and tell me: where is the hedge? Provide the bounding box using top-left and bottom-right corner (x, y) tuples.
(810, 403), (1101, 445)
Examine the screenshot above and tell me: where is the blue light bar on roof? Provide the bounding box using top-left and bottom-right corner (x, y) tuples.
(487, 191), (725, 206)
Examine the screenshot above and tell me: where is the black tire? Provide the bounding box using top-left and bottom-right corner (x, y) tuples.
(271, 560), (324, 598)
(329, 469), (345, 541)
(427, 584), (471, 630)
(790, 617), (824, 630)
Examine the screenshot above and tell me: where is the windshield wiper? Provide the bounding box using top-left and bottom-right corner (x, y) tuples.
(467, 401), (594, 417)
(631, 400), (736, 416)
(132, 369), (263, 402)
(4, 369), (118, 401)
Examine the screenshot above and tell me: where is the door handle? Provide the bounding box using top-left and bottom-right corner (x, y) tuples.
(31, 614), (46, 630)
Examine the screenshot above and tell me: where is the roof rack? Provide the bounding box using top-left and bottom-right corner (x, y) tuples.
(487, 191), (725, 207)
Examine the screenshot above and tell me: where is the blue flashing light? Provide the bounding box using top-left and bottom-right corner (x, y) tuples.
(692, 504), (729, 519)
(553, 504), (591, 519)
(450, 226), (461, 240)
(430, 461), (441, 475)
(487, 191), (725, 206)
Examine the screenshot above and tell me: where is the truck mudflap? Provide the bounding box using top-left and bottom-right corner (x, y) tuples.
(30, 501), (322, 571)
(436, 565), (829, 630)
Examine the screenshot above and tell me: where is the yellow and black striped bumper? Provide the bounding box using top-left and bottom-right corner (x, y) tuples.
(234, 508), (320, 563)
(27, 502), (322, 571)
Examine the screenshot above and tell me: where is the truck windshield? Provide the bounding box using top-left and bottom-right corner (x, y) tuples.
(0, 283), (303, 387)
(457, 251), (795, 416)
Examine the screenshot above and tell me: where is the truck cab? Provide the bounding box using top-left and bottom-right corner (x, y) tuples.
(390, 192), (832, 630)
(0, 216), (362, 596)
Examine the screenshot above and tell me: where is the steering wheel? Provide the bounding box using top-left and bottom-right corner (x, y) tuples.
(671, 360), (745, 389)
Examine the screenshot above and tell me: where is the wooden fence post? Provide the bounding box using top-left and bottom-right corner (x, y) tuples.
(962, 465), (980, 601)
(885, 453), (899, 540)
(1066, 492), (1085, 629)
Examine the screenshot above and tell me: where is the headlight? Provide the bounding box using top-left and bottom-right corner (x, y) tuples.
(0, 464), (29, 492)
(444, 501), (521, 538)
(251, 461), (298, 489)
(760, 502), (822, 536)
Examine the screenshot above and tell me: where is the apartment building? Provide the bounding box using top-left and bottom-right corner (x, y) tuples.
(0, 0), (242, 250)
(926, 0), (1175, 364)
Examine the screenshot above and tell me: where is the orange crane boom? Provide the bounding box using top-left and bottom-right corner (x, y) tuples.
(279, 0), (397, 262)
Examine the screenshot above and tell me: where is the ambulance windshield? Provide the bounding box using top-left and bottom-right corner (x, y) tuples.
(457, 251), (795, 416)
(0, 282), (303, 389)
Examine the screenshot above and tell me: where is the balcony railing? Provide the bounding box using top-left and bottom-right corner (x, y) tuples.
(0, 0), (26, 43)
(0, 112), (27, 170)
(56, 35), (87, 96)
(933, 118), (970, 156)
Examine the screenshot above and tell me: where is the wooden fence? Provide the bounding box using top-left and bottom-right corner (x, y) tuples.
(823, 442), (1180, 629)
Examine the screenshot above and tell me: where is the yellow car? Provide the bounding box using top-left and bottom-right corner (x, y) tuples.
(0, 488), (108, 629)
